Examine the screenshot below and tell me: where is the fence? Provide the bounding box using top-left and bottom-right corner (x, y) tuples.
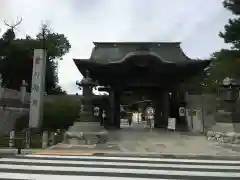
(0, 129), (64, 149)
(1, 88), (30, 102)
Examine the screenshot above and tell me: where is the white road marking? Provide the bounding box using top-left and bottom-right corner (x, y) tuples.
(0, 164), (239, 177)
(25, 154), (240, 164)
(0, 173), (174, 180)
(0, 158), (239, 170)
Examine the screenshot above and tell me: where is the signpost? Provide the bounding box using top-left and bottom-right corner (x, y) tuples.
(29, 49), (47, 128)
(93, 107), (100, 116)
(179, 107), (186, 117)
(145, 106), (155, 129)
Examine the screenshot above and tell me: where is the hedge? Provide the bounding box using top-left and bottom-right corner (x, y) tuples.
(14, 96), (80, 132)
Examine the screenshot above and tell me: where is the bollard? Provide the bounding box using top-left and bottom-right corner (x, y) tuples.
(17, 148), (21, 155)
(25, 129), (30, 149)
(42, 131), (48, 148)
(9, 130), (15, 148)
(49, 132), (56, 146)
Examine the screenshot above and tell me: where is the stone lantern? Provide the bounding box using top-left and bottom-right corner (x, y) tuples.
(220, 77), (240, 102)
(64, 70), (108, 145)
(75, 70), (99, 122)
(217, 77), (240, 124)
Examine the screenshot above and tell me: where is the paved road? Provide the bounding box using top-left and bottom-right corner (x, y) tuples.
(0, 153), (239, 179)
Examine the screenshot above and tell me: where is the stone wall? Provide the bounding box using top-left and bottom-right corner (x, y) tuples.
(207, 130), (240, 144)
(0, 80), (30, 135)
(0, 108), (29, 135)
(186, 93), (240, 144)
(185, 93), (217, 133)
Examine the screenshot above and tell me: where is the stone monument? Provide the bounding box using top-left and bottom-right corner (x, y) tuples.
(64, 70), (108, 145)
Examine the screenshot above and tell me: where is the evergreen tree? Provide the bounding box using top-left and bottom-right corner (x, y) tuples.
(0, 23), (70, 94)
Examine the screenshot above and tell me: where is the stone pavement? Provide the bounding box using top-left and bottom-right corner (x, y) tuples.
(47, 122), (240, 157)
(107, 123), (240, 156)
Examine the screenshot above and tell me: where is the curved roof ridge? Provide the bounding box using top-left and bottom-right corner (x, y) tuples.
(93, 42), (181, 46)
(109, 51), (173, 64)
(177, 43), (196, 61)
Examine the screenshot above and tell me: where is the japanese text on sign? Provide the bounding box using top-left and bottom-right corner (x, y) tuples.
(35, 56), (41, 64)
(29, 49), (46, 129)
(32, 84), (40, 92)
(32, 99), (38, 107)
(34, 72), (40, 78)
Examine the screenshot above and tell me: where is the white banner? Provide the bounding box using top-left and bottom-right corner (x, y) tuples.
(29, 49), (47, 128)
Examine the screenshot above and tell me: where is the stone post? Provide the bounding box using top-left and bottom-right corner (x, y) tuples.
(25, 129), (30, 149)
(42, 131), (48, 148)
(0, 74), (4, 100)
(20, 80), (28, 103)
(9, 130), (15, 148)
(109, 90), (121, 128)
(49, 132), (56, 146)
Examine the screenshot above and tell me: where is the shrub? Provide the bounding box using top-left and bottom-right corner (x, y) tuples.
(14, 96), (80, 132)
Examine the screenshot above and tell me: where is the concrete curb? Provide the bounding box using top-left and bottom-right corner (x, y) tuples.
(0, 148), (43, 155)
(1, 148), (240, 160)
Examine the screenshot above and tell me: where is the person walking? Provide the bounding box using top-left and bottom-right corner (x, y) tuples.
(128, 117), (132, 126)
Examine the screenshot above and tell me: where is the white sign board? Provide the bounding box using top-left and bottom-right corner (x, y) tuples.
(93, 107), (100, 116)
(146, 107), (155, 116)
(167, 118), (176, 131)
(179, 107), (185, 117)
(29, 49), (47, 128)
(121, 119), (129, 125)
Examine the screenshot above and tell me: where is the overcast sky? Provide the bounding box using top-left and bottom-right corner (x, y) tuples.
(0, 0), (233, 94)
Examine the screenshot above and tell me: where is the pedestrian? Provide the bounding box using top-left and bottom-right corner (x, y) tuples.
(128, 117), (132, 126)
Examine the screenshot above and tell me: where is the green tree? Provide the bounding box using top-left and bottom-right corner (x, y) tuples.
(220, 0), (240, 50)
(202, 49), (240, 92)
(195, 0), (240, 93)
(0, 23), (70, 94)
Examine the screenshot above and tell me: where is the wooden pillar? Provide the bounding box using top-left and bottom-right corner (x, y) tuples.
(153, 91), (164, 128)
(162, 91), (170, 127)
(109, 90), (121, 129)
(114, 91), (121, 129)
(109, 91), (115, 126)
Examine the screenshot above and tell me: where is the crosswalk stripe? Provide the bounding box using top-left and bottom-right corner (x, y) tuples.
(0, 164), (240, 177)
(25, 154), (240, 164)
(0, 158), (239, 170)
(0, 154), (239, 179)
(0, 173), (172, 180)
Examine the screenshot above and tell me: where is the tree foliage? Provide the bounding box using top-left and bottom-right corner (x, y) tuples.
(220, 0), (240, 50)
(0, 23), (70, 94)
(219, 18), (240, 50)
(203, 49), (240, 92)
(187, 0), (240, 94)
(223, 0), (240, 15)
